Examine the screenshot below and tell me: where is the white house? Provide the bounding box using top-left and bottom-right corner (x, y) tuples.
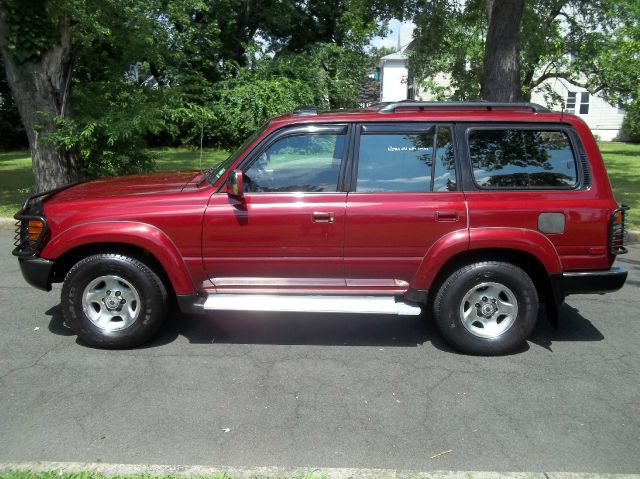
(379, 52), (409, 102)
(529, 79), (625, 141)
(379, 54), (626, 141)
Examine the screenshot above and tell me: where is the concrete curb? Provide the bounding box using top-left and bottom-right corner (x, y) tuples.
(0, 462), (639, 479)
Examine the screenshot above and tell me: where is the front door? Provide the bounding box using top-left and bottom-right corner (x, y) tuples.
(202, 124), (349, 292)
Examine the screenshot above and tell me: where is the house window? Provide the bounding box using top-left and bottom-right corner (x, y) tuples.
(579, 92), (590, 114)
(566, 92), (577, 113)
(567, 92), (590, 114)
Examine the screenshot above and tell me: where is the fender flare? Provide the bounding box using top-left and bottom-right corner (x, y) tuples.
(411, 227), (562, 290)
(41, 221), (196, 295)
(411, 229), (470, 290)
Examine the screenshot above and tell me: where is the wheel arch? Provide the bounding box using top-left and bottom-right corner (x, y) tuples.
(42, 221), (196, 295)
(427, 248), (557, 314)
(411, 227), (563, 327)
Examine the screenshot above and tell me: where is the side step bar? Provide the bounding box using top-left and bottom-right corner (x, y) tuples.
(203, 294), (422, 316)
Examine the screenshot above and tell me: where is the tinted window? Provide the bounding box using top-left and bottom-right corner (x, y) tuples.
(469, 129), (578, 188)
(356, 130), (434, 193)
(244, 133), (345, 192)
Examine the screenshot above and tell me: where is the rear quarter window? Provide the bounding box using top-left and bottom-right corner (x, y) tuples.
(468, 129), (578, 189)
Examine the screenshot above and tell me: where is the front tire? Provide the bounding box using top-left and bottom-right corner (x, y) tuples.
(433, 261), (538, 355)
(62, 254), (167, 349)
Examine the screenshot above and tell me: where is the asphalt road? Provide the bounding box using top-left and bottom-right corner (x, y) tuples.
(1, 227), (639, 473)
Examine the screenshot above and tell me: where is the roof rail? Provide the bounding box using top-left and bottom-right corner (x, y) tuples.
(292, 107), (318, 116)
(378, 101), (550, 114)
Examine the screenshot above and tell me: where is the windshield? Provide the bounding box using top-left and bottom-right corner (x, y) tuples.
(200, 123), (269, 186)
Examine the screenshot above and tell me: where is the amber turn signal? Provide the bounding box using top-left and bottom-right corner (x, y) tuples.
(27, 219), (44, 240)
(613, 210), (624, 225)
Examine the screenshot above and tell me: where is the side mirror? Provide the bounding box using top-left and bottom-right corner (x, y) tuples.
(226, 169), (244, 198)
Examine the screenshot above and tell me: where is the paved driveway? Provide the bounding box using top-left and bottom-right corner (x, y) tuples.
(1, 227), (639, 473)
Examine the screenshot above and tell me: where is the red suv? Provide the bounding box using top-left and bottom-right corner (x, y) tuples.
(13, 102), (629, 355)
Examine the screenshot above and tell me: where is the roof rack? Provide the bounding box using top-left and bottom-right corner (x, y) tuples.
(292, 107), (318, 116)
(378, 101), (550, 114)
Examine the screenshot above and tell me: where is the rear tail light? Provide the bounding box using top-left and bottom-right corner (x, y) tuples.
(609, 204), (629, 255)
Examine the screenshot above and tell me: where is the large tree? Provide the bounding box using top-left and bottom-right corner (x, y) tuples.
(409, 0), (640, 107)
(1, 0), (399, 191)
(481, 0), (525, 101)
(0, 0), (82, 192)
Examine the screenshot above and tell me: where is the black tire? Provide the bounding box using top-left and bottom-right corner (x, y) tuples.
(61, 254), (168, 349)
(433, 261), (538, 355)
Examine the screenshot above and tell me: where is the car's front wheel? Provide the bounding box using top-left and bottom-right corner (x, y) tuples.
(61, 254), (167, 348)
(433, 261), (539, 355)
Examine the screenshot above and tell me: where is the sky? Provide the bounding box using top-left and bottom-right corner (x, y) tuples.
(369, 19), (416, 51)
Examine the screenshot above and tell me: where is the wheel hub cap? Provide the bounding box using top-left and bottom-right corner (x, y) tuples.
(82, 275), (141, 332)
(460, 281), (519, 339)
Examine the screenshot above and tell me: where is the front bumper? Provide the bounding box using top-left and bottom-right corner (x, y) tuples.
(18, 256), (54, 292)
(561, 267), (628, 296)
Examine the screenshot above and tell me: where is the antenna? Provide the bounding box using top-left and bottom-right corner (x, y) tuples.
(199, 108), (204, 170)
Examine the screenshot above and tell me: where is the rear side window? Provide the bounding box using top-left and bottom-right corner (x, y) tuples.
(356, 126), (456, 193)
(469, 129), (578, 189)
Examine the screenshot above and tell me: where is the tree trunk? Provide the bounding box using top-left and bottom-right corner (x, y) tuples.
(0, 13), (82, 193)
(481, 0), (525, 102)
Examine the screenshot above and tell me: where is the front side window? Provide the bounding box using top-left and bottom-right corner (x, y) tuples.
(355, 126), (456, 193)
(469, 129), (578, 189)
(244, 133), (345, 193)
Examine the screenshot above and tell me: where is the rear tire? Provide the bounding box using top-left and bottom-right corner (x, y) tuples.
(62, 254), (167, 349)
(433, 261), (538, 355)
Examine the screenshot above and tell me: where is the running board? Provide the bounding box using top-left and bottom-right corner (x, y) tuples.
(203, 294), (421, 316)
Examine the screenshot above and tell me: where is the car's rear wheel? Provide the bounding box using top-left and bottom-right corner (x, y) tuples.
(62, 254), (167, 348)
(433, 261), (538, 355)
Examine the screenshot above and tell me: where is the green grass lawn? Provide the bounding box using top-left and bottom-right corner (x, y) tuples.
(598, 142), (640, 229)
(1, 143), (638, 229)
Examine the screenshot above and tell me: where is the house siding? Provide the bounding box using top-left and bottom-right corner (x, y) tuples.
(531, 79), (624, 141)
(380, 59), (408, 102)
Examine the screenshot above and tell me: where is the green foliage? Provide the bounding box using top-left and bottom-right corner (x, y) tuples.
(1, 0), (61, 63)
(1, 0), (393, 177)
(208, 76), (316, 149)
(45, 82), (174, 177)
(410, 0), (485, 99)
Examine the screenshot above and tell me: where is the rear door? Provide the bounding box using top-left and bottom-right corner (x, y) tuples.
(344, 123), (467, 291)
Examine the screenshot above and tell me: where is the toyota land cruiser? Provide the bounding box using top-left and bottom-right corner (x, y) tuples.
(13, 101), (629, 355)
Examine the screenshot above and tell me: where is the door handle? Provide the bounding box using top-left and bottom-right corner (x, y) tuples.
(312, 211), (335, 223)
(436, 211), (459, 222)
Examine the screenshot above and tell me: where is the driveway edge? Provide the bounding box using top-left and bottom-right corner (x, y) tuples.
(1, 462), (639, 479)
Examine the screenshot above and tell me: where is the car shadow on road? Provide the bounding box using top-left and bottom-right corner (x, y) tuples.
(528, 303), (604, 351)
(166, 310), (447, 348)
(45, 301), (603, 353)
